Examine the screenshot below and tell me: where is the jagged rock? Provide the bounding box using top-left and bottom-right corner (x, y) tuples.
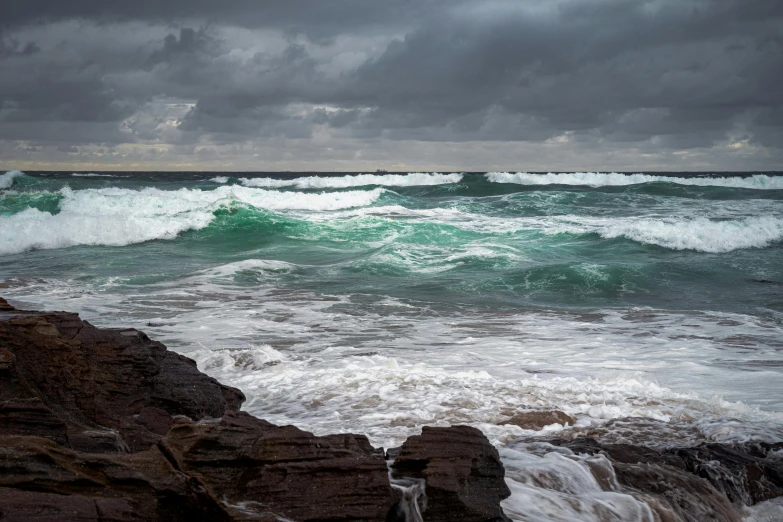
(0, 298), (244, 452)
(501, 410), (575, 430)
(392, 425), (511, 522)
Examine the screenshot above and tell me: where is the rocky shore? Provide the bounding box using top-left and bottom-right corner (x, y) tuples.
(1, 297), (782, 521)
(0, 297), (510, 521)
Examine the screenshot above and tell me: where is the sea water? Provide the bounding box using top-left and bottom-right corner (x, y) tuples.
(2, 169), (782, 520)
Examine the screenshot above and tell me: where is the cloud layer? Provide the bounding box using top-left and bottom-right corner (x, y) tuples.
(1, 0), (781, 170)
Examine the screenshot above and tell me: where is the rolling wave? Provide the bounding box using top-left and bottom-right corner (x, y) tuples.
(241, 172), (463, 189)
(0, 185), (385, 256)
(487, 171), (783, 189)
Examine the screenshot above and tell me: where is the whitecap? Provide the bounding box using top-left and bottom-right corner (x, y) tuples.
(0, 185), (385, 256)
(241, 172), (463, 189)
(487, 171), (783, 190)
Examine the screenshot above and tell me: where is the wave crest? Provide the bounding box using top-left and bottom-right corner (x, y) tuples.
(0, 185), (384, 256)
(241, 172), (463, 189)
(0, 170), (25, 189)
(487, 172), (783, 189)
(551, 216), (783, 253)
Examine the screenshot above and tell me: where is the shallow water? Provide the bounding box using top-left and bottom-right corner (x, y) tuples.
(2, 169), (782, 520)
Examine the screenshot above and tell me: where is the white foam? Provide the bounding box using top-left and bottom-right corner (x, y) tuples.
(0, 185), (384, 255)
(0, 170), (24, 189)
(743, 498), (783, 522)
(487, 171), (783, 189)
(71, 173), (117, 178)
(0, 206), (214, 256)
(210, 176), (230, 184)
(241, 172), (463, 189)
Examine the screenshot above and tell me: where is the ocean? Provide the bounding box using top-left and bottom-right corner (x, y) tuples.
(2, 169), (782, 519)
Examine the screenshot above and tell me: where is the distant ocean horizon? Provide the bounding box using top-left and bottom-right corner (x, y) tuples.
(3, 169), (783, 517)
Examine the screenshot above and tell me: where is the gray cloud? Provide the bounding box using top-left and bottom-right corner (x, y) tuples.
(1, 0), (781, 170)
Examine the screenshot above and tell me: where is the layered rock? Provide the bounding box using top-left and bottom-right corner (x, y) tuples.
(391, 426), (511, 522)
(0, 297), (511, 521)
(0, 298), (244, 452)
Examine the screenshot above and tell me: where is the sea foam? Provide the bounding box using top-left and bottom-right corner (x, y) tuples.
(487, 171), (783, 189)
(241, 172), (463, 189)
(0, 170), (24, 189)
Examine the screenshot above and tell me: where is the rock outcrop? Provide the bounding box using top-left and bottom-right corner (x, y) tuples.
(391, 426), (511, 522)
(0, 297), (511, 521)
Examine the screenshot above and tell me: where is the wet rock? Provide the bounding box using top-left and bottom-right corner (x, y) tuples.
(0, 299), (244, 452)
(162, 411), (397, 521)
(501, 410), (575, 430)
(0, 435), (232, 522)
(392, 425), (511, 522)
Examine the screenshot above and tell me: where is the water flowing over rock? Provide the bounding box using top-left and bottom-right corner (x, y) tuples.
(545, 437), (783, 521)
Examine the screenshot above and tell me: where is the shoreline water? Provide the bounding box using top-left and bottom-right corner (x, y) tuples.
(1, 297), (782, 521)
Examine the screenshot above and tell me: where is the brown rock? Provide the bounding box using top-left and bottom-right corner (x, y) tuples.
(501, 410), (575, 430)
(392, 425), (511, 522)
(161, 411), (397, 522)
(0, 302), (244, 452)
(0, 346), (15, 368)
(0, 398), (69, 445)
(0, 435), (232, 522)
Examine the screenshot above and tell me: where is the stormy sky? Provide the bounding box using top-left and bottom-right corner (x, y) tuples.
(1, 0), (781, 171)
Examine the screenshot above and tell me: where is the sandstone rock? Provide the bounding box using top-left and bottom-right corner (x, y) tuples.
(392, 425), (511, 522)
(162, 411), (397, 521)
(0, 435), (232, 522)
(0, 299), (244, 452)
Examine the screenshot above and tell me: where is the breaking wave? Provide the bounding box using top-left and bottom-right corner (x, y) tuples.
(0, 170), (24, 189)
(487, 171), (783, 189)
(549, 215), (783, 253)
(0, 185), (384, 256)
(241, 172), (463, 189)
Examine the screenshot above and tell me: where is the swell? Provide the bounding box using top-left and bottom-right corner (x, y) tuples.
(3, 188), (781, 257)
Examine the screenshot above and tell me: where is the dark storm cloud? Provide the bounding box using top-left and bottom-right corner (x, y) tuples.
(1, 0), (781, 169)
